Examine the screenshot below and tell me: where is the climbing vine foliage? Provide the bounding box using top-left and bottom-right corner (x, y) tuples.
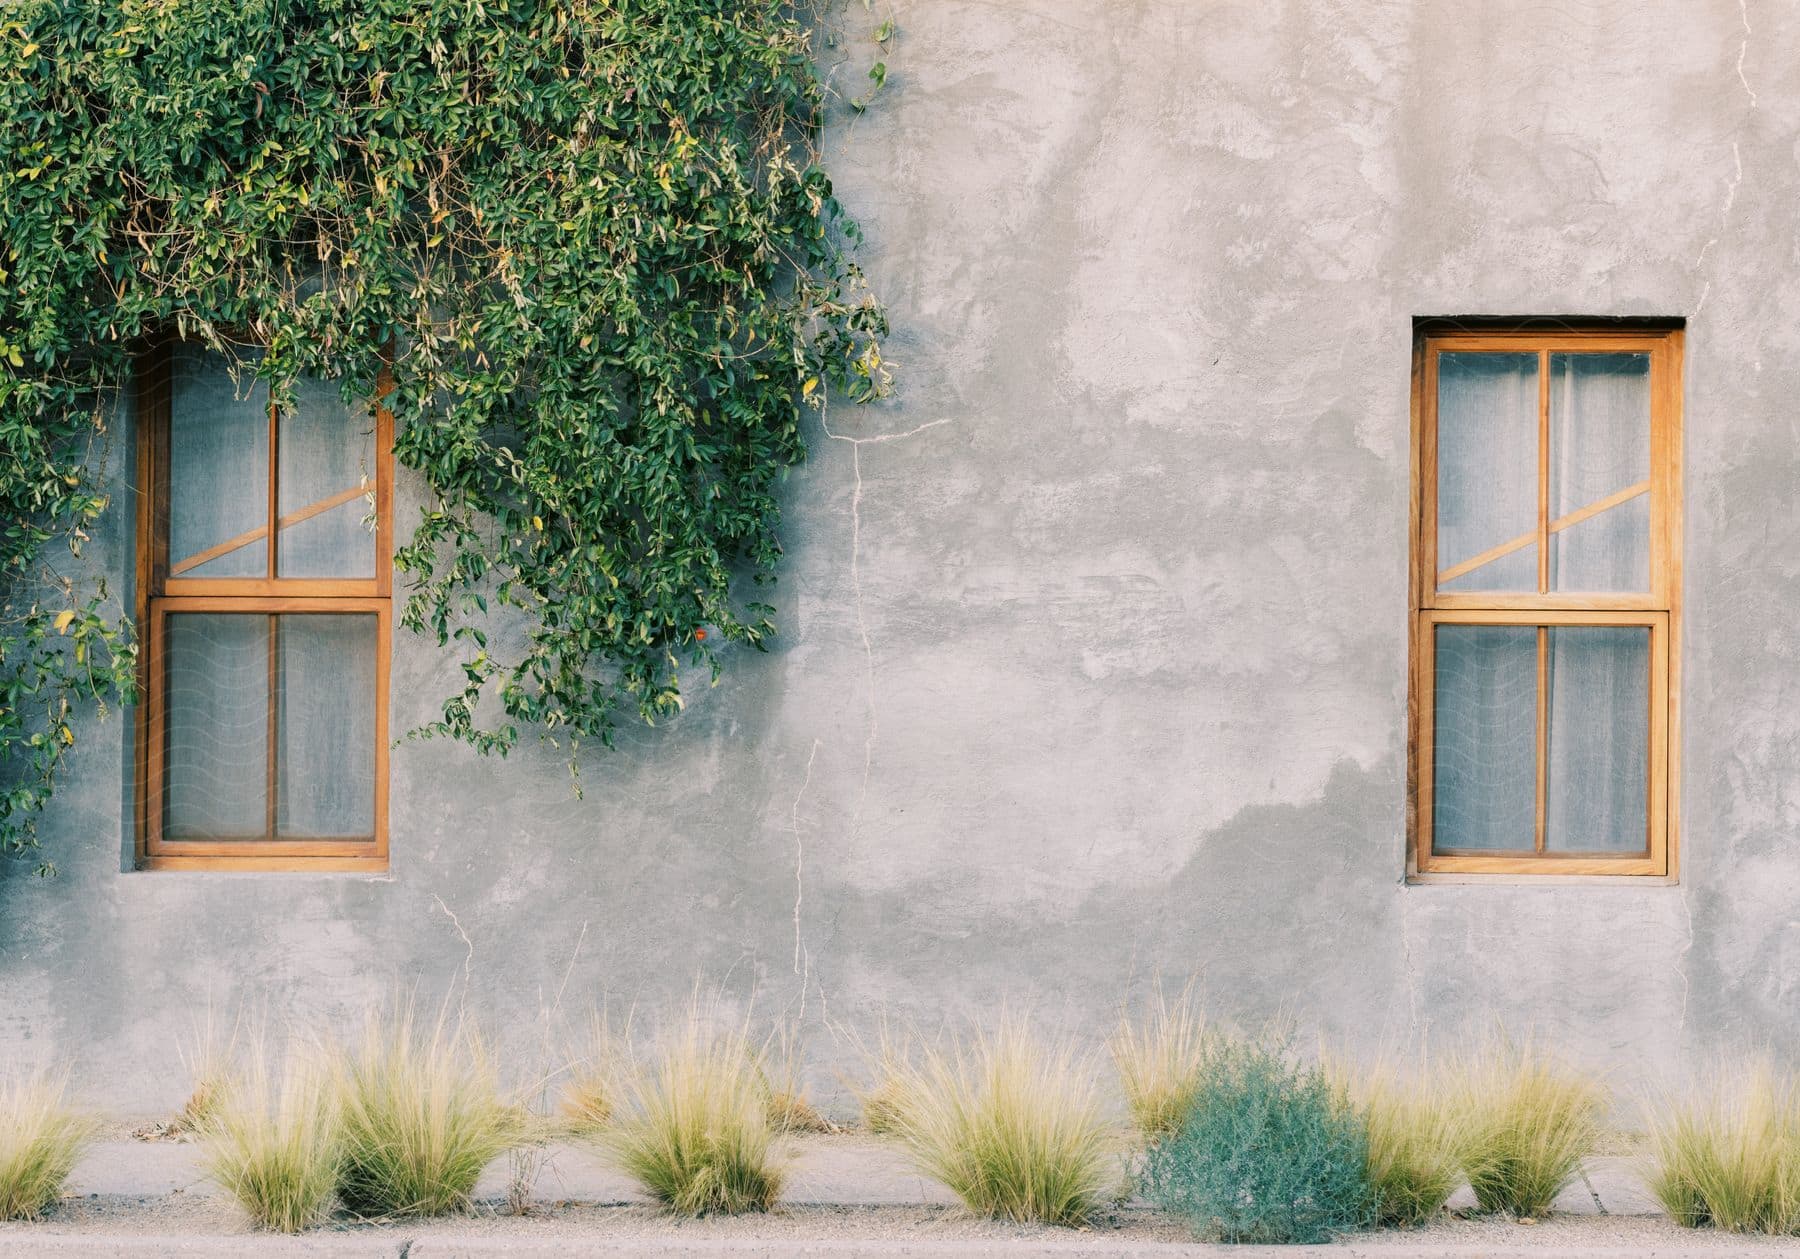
(0, 0), (888, 868)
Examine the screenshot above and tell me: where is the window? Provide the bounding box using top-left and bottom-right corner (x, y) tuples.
(1409, 322), (1681, 878)
(134, 341), (392, 870)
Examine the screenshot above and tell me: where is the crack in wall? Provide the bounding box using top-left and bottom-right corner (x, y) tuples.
(820, 410), (956, 843)
(1692, 140), (1742, 317)
(1737, 0), (1757, 109)
(773, 405), (953, 1025)
(433, 893), (475, 1020)
(790, 738), (822, 1022)
(1693, 0), (1756, 319)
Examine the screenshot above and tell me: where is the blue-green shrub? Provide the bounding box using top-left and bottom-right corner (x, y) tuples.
(1140, 1041), (1372, 1244)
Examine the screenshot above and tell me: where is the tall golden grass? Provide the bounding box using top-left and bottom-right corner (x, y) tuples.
(331, 1007), (522, 1217)
(1323, 1054), (1463, 1226)
(1450, 1040), (1604, 1217)
(201, 1047), (339, 1232)
(1110, 986), (1211, 1141)
(0, 1072), (96, 1221)
(1643, 1063), (1800, 1233)
(599, 1011), (786, 1214)
(884, 1020), (1116, 1225)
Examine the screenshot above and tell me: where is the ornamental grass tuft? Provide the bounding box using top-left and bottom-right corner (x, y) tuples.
(766, 1087), (833, 1134)
(1643, 1063), (1800, 1233)
(600, 1013), (785, 1215)
(169, 1006), (240, 1138)
(1323, 1054), (1464, 1227)
(1450, 1039), (1604, 1218)
(559, 1013), (619, 1134)
(758, 1030), (834, 1135)
(884, 1020), (1115, 1225)
(849, 1021), (916, 1136)
(1110, 985), (1212, 1141)
(1140, 1039), (1371, 1244)
(201, 1048), (340, 1232)
(0, 1072), (97, 1221)
(331, 1007), (523, 1217)
(858, 1072), (911, 1135)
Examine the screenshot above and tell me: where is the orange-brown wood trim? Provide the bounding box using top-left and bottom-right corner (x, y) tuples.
(132, 340), (171, 868)
(136, 337), (395, 872)
(153, 594), (390, 614)
(150, 838), (381, 857)
(1648, 329), (1677, 882)
(141, 599), (390, 863)
(1409, 325), (1680, 883)
(1414, 609), (1669, 876)
(1419, 854), (1666, 877)
(1406, 332), (1427, 880)
(1425, 608), (1666, 628)
(1419, 347), (1439, 613)
(1432, 591), (1663, 612)
(163, 577), (380, 599)
(139, 856), (389, 873)
(374, 360), (395, 600)
(1422, 331), (1673, 352)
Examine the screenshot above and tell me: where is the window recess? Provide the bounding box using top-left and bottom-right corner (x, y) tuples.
(1410, 325), (1681, 879)
(134, 340), (392, 871)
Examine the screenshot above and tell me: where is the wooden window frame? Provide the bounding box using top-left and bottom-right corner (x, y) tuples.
(1407, 323), (1682, 882)
(133, 339), (394, 872)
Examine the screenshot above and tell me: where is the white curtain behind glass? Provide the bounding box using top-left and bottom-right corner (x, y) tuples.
(1433, 624), (1537, 850)
(1437, 352), (1539, 592)
(1550, 353), (1650, 592)
(1545, 626), (1649, 852)
(277, 614), (376, 837)
(278, 377), (377, 578)
(168, 345), (268, 578)
(164, 614), (267, 837)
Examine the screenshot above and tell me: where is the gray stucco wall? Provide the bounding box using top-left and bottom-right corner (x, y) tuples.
(5, 0), (1797, 1114)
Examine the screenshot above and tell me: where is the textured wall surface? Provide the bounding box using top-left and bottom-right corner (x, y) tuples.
(4, 0), (1797, 1113)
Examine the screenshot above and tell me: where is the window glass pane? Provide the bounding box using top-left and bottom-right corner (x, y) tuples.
(276, 614), (376, 837)
(1437, 352), (1539, 593)
(1549, 353), (1651, 592)
(168, 345), (269, 579)
(164, 614), (267, 838)
(1433, 624), (1537, 850)
(1545, 626), (1649, 853)
(278, 377), (377, 578)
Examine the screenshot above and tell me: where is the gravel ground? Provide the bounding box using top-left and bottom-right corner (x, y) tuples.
(9, 1198), (1800, 1252)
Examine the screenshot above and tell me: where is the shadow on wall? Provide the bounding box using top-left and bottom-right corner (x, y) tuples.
(818, 757), (1406, 1046)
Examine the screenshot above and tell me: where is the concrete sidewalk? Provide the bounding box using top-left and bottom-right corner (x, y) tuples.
(9, 1136), (1781, 1259)
(61, 1135), (1658, 1215)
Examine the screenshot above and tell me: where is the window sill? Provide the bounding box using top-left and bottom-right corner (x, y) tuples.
(136, 855), (390, 873)
(1405, 870), (1678, 887)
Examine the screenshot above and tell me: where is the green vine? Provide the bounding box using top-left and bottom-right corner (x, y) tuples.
(0, 0), (890, 870)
